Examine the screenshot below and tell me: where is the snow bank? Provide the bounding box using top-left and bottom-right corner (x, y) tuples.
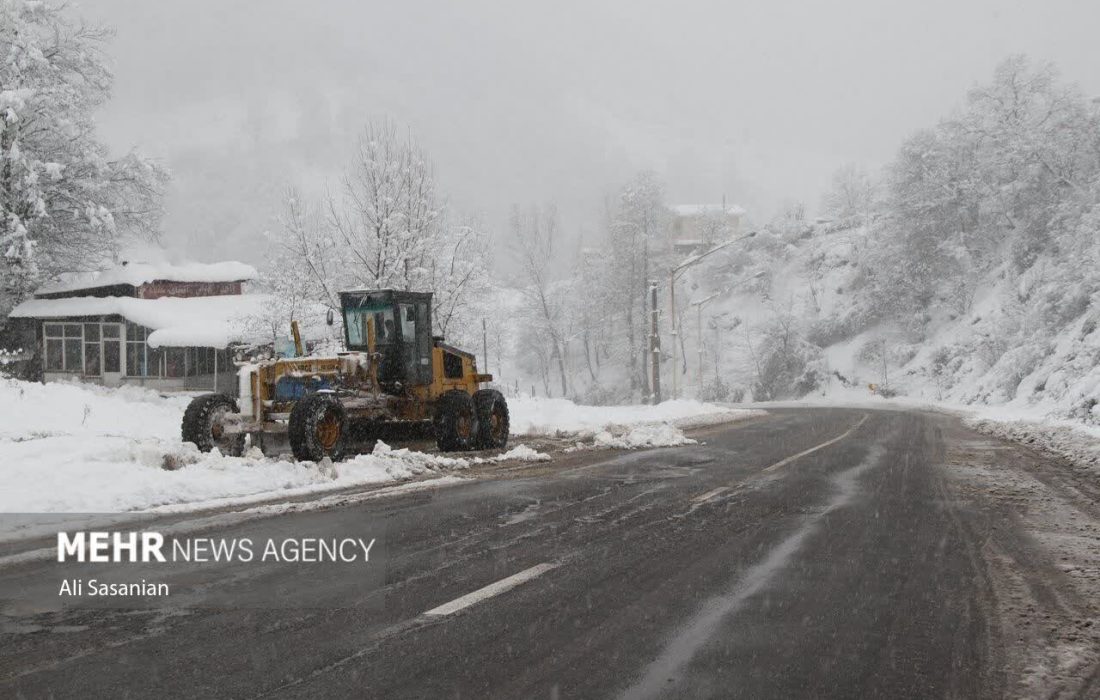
(0, 377), (190, 442)
(0, 380), (747, 513)
(508, 397), (758, 436)
(0, 379), (557, 514)
(510, 396), (763, 450)
(965, 411), (1100, 473)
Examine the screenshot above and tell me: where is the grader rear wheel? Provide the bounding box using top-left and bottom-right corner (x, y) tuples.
(473, 389), (509, 450)
(288, 393), (348, 462)
(434, 390), (477, 452)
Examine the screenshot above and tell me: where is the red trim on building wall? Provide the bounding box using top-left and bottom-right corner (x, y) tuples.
(136, 281), (243, 299)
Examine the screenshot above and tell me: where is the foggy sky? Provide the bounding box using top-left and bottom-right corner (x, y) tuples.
(84, 0), (1100, 265)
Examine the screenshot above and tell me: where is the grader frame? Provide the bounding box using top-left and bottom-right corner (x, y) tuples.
(180, 290), (509, 461)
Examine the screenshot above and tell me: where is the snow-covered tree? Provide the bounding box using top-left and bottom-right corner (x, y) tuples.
(821, 163), (877, 222)
(428, 212), (491, 341)
(267, 121), (489, 344)
(868, 55), (1100, 326)
(510, 203), (570, 397)
(325, 121), (441, 293)
(0, 0), (166, 316)
(609, 171), (668, 399)
(246, 188), (336, 352)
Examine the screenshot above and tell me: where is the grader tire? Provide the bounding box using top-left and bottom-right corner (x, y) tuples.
(473, 389), (509, 450)
(181, 393), (245, 456)
(434, 390), (477, 452)
(288, 393), (348, 462)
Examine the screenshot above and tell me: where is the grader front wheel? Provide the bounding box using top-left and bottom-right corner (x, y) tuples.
(181, 393), (245, 456)
(288, 393), (348, 462)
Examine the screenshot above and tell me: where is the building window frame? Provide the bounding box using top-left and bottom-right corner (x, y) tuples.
(42, 322), (86, 373)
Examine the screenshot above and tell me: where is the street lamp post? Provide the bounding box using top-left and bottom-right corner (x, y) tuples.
(689, 271), (764, 395)
(669, 231), (757, 399)
(691, 291), (720, 392)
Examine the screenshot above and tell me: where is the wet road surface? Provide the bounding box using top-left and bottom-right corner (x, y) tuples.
(2, 407), (1098, 699)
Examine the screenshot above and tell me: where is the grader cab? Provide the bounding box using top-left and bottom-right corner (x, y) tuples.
(181, 290), (509, 461)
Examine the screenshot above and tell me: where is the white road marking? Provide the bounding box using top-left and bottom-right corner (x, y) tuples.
(423, 562), (560, 616)
(691, 487), (730, 504)
(620, 442), (887, 700)
(762, 413), (869, 473)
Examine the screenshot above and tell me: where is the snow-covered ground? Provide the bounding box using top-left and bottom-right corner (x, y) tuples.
(508, 396), (758, 437)
(0, 379), (753, 514)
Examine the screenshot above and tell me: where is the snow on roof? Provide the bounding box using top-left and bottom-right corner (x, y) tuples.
(36, 261), (258, 295)
(8, 294), (272, 348)
(670, 204), (747, 217)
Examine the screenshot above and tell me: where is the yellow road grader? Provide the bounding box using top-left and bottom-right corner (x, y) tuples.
(181, 290), (509, 461)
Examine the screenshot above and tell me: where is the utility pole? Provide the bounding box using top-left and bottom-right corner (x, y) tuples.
(482, 318), (488, 375)
(670, 230), (757, 399)
(649, 281), (661, 403)
(689, 271), (764, 397)
(697, 302), (704, 391)
(881, 337), (888, 390)
(670, 275), (678, 398)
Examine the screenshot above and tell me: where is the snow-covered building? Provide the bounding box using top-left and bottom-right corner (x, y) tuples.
(6, 261), (263, 393)
(669, 202), (746, 253)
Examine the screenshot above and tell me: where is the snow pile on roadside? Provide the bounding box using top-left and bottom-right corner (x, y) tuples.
(365, 441), (550, 469)
(510, 396), (761, 451)
(0, 377), (189, 441)
(591, 423), (698, 449)
(1, 378), (744, 513)
(0, 379), (550, 514)
(508, 396), (761, 436)
(480, 444), (552, 462)
(0, 435), (548, 515)
(0, 434), (466, 513)
(965, 414), (1100, 472)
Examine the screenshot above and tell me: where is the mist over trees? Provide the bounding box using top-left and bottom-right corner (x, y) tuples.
(0, 1), (166, 318)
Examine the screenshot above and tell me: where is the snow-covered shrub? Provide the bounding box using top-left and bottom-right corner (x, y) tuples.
(805, 313), (860, 348)
(0, 348), (36, 381)
(575, 382), (635, 407)
(989, 343), (1047, 400)
(974, 333), (1011, 371)
(698, 378), (744, 403)
(751, 328), (825, 400)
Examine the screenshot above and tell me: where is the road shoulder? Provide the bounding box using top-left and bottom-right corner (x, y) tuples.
(937, 415), (1100, 697)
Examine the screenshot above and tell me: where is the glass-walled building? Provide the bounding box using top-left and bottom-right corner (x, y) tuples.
(6, 261), (260, 393)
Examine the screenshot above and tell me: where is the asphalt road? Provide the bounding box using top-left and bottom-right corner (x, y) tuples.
(1, 407), (1097, 699)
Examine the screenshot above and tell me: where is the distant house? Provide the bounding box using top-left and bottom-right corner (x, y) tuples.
(6, 261), (266, 393)
(668, 203), (746, 253)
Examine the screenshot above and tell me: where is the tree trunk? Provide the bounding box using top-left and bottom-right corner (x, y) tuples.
(553, 342), (568, 397)
(640, 245), (651, 398)
(582, 331), (597, 382)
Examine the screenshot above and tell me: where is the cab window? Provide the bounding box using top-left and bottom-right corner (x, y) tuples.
(344, 303), (395, 347)
(443, 351), (464, 379)
(399, 303), (416, 340)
